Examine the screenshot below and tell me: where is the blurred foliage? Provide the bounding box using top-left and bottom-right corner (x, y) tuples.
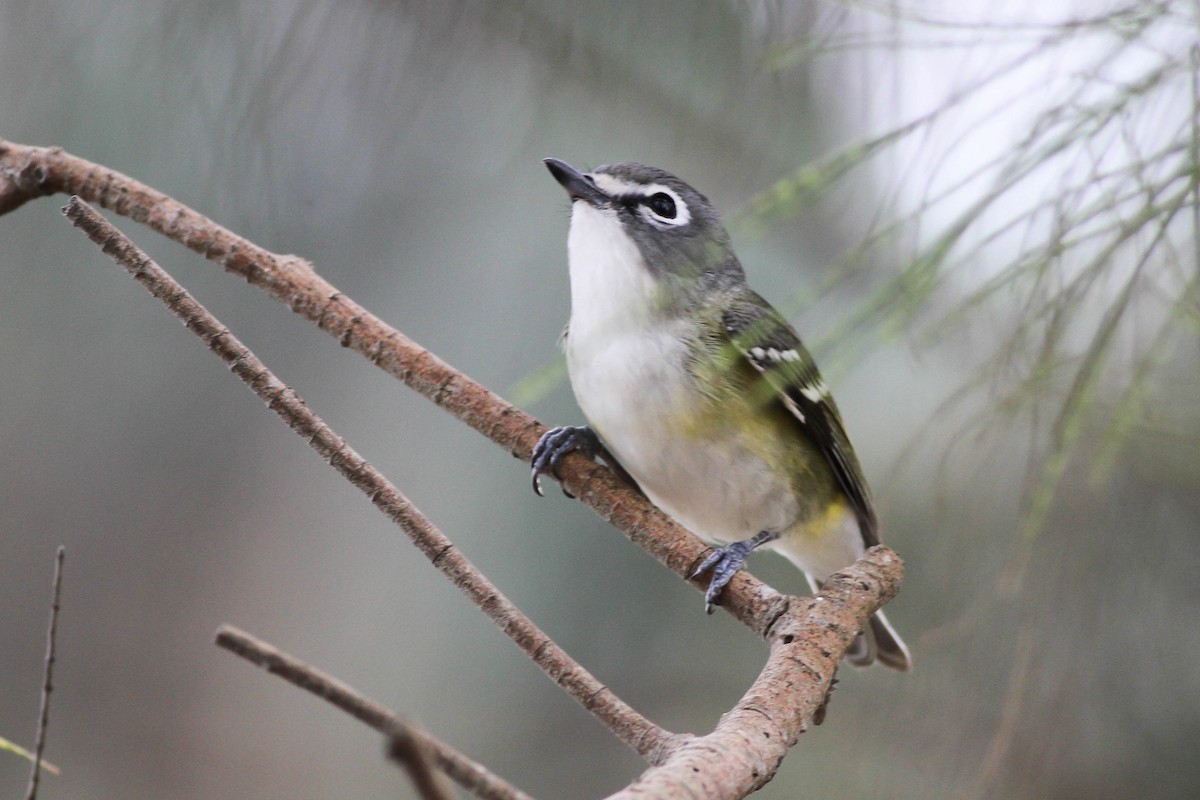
(744, 0), (1200, 555)
(0, 735), (59, 776)
(1, 1), (1198, 799)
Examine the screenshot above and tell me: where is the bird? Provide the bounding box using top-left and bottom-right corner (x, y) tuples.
(531, 157), (910, 671)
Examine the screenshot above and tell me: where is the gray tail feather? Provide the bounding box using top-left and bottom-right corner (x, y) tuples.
(846, 610), (911, 671)
(807, 574), (912, 671)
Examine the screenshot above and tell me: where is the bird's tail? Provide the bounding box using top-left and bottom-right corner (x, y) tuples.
(798, 563), (912, 671)
(845, 609), (911, 671)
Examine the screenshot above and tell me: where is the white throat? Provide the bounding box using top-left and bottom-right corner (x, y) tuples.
(565, 201), (661, 347)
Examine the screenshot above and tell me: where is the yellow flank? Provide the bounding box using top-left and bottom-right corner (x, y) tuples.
(669, 339), (844, 534)
(793, 495), (850, 542)
(670, 344), (782, 451)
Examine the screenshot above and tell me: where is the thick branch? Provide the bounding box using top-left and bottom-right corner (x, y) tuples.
(608, 546), (903, 799)
(216, 626), (530, 800)
(0, 138), (782, 633)
(60, 196), (673, 762)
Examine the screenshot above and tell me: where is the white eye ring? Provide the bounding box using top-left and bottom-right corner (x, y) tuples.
(590, 174), (693, 228)
(636, 185), (690, 229)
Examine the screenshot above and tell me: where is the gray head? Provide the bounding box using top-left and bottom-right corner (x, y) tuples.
(544, 158), (744, 289)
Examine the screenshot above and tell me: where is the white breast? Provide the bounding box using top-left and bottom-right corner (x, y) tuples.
(564, 203), (661, 343)
(563, 202), (798, 544)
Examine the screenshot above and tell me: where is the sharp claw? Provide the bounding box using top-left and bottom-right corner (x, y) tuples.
(703, 583), (720, 614)
(691, 549), (723, 579)
(530, 425), (599, 497)
(691, 532), (776, 613)
(692, 547), (743, 613)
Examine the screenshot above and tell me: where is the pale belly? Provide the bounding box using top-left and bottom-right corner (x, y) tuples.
(566, 328), (800, 545)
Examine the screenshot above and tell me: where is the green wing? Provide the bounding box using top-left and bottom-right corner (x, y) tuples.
(721, 290), (880, 547)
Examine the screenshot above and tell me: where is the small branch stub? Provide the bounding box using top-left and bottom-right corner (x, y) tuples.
(388, 723), (456, 800)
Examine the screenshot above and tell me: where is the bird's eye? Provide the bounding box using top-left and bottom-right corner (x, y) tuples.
(646, 192), (676, 219)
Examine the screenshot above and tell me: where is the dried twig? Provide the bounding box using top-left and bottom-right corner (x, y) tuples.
(25, 546), (64, 800)
(217, 626), (527, 800)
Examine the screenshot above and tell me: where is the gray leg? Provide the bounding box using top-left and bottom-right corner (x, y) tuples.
(691, 531), (779, 613)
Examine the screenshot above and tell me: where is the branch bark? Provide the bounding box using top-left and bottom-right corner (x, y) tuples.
(607, 549), (903, 798)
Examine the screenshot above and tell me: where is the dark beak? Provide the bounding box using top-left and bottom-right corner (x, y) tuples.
(544, 157), (609, 207)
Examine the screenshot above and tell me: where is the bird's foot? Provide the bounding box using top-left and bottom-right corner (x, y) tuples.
(531, 425), (601, 497)
(691, 531), (777, 613)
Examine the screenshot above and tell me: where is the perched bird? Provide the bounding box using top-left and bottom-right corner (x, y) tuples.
(532, 158), (910, 670)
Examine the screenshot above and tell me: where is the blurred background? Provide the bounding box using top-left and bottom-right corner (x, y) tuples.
(2, 1), (1198, 798)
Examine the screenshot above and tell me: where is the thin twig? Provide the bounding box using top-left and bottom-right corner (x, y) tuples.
(216, 626), (529, 800)
(1191, 44), (1199, 285)
(966, 623), (1036, 798)
(58, 196), (673, 761)
(25, 546), (64, 800)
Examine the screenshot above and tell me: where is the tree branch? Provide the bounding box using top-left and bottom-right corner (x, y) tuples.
(0, 138), (782, 634)
(606, 546), (903, 799)
(216, 625), (529, 800)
